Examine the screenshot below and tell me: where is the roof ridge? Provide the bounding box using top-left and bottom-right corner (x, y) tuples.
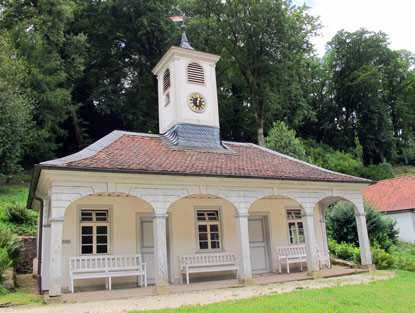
(40, 130), (158, 166)
(244, 142), (373, 183)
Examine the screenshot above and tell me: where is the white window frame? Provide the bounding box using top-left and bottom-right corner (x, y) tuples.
(286, 208), (305, 245)
(79, 207), (111, 255)
(194, 208), (223, 252)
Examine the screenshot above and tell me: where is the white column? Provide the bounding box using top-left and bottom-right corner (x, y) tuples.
(49, 217), (64, 297)
(319, 205), (329, 252)
(152, 213), (170, 293)
(302, 211), (319, 274)
(234, 212), (253, 285)
(355, 212), (373, 265)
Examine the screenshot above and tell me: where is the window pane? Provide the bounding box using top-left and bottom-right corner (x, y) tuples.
(82, 245), (93, 254)
(210, 233), (219, 241)
(97, 235), (107, 244)
(82, 226), (93, 235)
(82, 236), (93, 244)
(81, 211), (93, 222)
(96, 245), (108, 254)
(210, 224), (218, 232)
(198, 225), (207, 232)
(96, 226), (107, 234)
(95, 211), (108, 222)
(199, 233), (207, 241)
(207, 211), (218, 221)
(197, 212), (206, 221)
(199, 242), (208, 249)
(211, 241), (220, 249)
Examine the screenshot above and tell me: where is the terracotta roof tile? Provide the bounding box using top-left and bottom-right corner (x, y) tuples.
(363, 175), (415, 212)
(51, 133), (369, 183)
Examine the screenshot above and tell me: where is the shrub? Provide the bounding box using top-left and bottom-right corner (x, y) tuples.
(326, 202), (399, 251)
(0, 248), (11, 276)
(5, 204), (37, 225)
(328, 239), (360, 263)
(371, 245), (394, 269)
(0, 225), (23, 264)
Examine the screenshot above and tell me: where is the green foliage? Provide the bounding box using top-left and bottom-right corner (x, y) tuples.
(265, 121), (308, 161)
(0, 248), (12, 278)
(5, 204), (37, 226)
(0, 31), (34, 180)
(328, 239), (360, 263)
(0, 225), (23, 265)
(326, 202), (399, 251)
(370, 245), (394, 269)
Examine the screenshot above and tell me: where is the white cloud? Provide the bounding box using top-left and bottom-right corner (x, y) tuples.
(295, 0), (415, 56)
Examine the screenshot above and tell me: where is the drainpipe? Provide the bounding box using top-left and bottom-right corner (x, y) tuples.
(32, 195), (44, 294)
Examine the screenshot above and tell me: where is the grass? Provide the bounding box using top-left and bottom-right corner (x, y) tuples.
(0, 182), (37, 235)
(0, 274), (41, 306)
(136, 271), (415, 313)
(393, 165), (415, 177)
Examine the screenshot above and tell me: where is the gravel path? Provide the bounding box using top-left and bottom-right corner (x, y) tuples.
(5, 272), (394, 313)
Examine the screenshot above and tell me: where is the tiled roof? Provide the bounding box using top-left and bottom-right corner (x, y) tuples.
(41, 131), (370, 183)
(363, 175), (415, 212)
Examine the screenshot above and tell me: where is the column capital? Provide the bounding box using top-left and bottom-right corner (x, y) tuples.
(50, 217), (65, 222)
(152, 213), (168, 219)
(301, 212), (314, 217)
(234, 213), (249, 218)
(354, 212), (367, 217)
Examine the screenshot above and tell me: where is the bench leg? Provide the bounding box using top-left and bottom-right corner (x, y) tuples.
(70, 277), (74, 293)
(144, 273), (147, 288)
(186, 271), (190, 285)
(278, 260), (281, 274)
(109, 277), (112, 291)
(300, 261), (303, 272)
(287, 260), (290, 274)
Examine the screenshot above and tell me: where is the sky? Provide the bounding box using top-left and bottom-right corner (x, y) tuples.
(293, 0), (415, 56)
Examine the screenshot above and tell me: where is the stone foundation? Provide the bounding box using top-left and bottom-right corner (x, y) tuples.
(16, 236), (37, 273)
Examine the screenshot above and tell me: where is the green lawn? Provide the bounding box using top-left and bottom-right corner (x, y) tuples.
(0, 274), (42, 306)
(393, 165), (415, 177)
(137, 271), (415, 313)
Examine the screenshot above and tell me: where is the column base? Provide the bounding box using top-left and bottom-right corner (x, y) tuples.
(307, 271), (323, 279)
(239, 278), (254, 286)
(362, 264), (376, 273)
(155, 286), (171, 295)
(44, 295), (63, 304)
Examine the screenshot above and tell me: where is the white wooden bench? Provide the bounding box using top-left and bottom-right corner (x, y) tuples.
(178, 252), (239, 284)
(275, 244), (331, 274)
(69, 254), (147, 293)
(275, 244), (307, 274)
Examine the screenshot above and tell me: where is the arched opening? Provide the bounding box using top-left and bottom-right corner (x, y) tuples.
(248, 195), (306, 274)
(317, 196), (364, 266)
(61, 192), (153, 291)
(166, 194), (237, 284)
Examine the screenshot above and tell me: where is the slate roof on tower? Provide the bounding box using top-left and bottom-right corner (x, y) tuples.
(39, 130), (371, 183)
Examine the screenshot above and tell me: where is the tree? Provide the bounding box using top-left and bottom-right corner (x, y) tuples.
(0, 32), (33, 181)
(265, 121), (307, 161)
(183, 0), (319, 145)
(326, 202), (399, 251)
(0, 0), (88, 163)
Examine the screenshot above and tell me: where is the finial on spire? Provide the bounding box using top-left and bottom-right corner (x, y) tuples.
(180, 23), (194, 50)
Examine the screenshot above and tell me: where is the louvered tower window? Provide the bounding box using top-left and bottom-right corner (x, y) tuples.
(187, 62), (205, 85)
(163, 69), (171, 92)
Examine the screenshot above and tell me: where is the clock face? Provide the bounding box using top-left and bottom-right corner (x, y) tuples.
(188, 93), (206, 112)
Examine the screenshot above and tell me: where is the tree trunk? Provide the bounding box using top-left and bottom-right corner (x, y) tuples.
(255, 111), (265, 146)
(71, 111), (83, 148)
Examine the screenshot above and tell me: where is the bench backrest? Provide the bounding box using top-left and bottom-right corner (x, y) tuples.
(179, 252), (237, 270)
(69, 254), (143, 273)
(275, 244), (307, 257)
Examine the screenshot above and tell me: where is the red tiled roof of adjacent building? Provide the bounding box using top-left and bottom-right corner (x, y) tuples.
(42, 131), (370, 183)
(363, 175), (415, 212)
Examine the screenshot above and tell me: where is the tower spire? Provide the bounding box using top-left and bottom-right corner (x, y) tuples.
(180, 24), (194, 50)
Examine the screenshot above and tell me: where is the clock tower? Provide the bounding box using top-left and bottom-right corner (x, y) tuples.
(152, 25), (224, 150)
